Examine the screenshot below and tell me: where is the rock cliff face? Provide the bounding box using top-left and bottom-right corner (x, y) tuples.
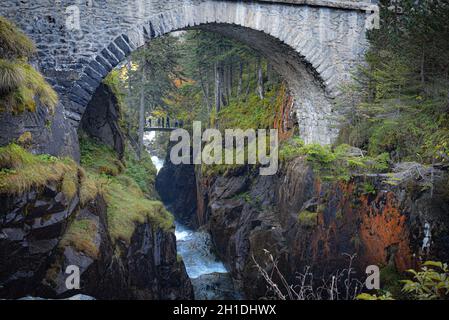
(0, 181), (79, 297)
(156, 147), (198, 228)
(0, 100), (79, 160)
(80, 83), (125, 159)
(192, 159), (449, 298)
(0, 180), (193, 299)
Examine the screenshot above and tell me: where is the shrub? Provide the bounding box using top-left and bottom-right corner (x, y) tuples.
(401, 261), (449, 300)
(357, 261), (449, 300)
(279, 137), (391, 182)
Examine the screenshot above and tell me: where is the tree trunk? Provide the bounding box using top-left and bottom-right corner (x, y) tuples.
(237, 61), (243, 96)
(420, 46), (426, 92)
(137, 69), (146, 160)
(214, 61), (221, 114)
(219, 62), (227, 107)
(228, 63), (233, 99)
(198, 66), (211, 111)
(257, 56), (264, 99)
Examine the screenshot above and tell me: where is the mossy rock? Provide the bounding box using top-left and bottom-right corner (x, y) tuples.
(298, 210), (318, 228)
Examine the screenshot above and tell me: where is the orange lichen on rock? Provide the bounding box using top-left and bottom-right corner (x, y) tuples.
(273, 84), (294, 141)
(358, 192), (412, 271)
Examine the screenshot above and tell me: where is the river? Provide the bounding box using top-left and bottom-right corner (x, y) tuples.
(144, 132), (242, 300)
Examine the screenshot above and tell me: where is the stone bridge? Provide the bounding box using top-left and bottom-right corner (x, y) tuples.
(0, 0), (378, 158)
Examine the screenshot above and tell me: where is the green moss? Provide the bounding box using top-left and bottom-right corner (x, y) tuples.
(103, 69), (125, 131)
(0, 144), (79, 197)
(218, 88), (279, 130)
(279, 138), (390, 182)
(103, 177), (173, 243)
(79, 134), (123, 177)
(123, 147), (157, 198)
(298, 210), (318, 228)
(79, 136), (173, 244)
(0, 16), (36, 59)
(16, 131), (32, 147)
(59, 218), (99, 258)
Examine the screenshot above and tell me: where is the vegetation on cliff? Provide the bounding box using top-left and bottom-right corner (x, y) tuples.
(279, 138), (390, 181)
(59, 217), (100, 259)
(0, 143), (79, 197)
(79, 135), (173, 244)
(0, 16), (58, 114)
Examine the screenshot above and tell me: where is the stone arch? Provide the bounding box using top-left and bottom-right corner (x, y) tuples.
(64, 1), (369, 144)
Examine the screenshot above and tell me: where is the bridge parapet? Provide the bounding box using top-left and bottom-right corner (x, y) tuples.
(254, 0), (377, 11)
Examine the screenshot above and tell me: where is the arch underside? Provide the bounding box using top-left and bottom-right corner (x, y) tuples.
(60, 1), (368, 144)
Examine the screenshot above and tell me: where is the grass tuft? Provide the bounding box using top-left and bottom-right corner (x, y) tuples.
(79, 171), (99, 206)
(0, 60), (58, 114)
(103, 178), (173, 244)
(0, 59), (25, 93)
(0, 16), (36, 59)
(0, 144), (79, 197)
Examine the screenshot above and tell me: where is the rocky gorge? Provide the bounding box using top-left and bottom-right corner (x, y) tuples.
(157, 147), (449, 299)
(0, 80), (193, 300)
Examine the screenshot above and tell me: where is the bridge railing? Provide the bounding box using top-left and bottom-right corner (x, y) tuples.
(145, 118), (185, 131)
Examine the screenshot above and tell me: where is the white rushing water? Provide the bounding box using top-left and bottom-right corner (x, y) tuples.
(144, 131), (164, 173)
(145, 131), (240, 299)
(175, 222), (227, 279)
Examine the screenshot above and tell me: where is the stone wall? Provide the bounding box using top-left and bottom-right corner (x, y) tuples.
(0, 0), (373, 153)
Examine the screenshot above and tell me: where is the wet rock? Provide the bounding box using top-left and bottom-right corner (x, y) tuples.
(0, 185), (78, 298)
(156, 143), (198, 228)
(192, 272), (242, 300)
